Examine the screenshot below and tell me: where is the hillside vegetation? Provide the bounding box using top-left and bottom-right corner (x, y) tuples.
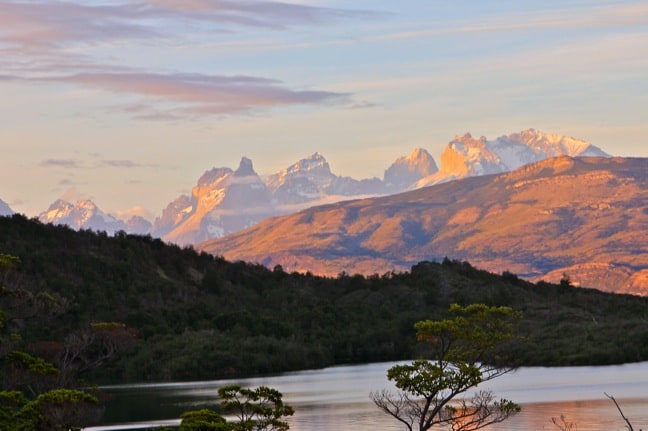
(1, 214), (647, 384)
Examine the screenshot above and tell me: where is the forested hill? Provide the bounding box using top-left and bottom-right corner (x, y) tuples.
(1, 213), (647, 384)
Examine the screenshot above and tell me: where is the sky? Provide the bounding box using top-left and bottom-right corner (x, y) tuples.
(1, 0), (647, 219)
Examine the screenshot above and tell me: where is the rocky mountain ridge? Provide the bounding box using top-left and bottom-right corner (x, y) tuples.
(415, 129), (609, 187)
(198, 156), (648, 295)
(38, 199), (151, 235)
(15, 129), (609, 245)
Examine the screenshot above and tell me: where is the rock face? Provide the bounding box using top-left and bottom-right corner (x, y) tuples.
(197, 156), (648, 295)
(266, 152), (338, 205)
(383, 148), (438, 192)
(153, 158), (275, 245)
(154, 153), (388, 245)
(0, 199), (13, 217)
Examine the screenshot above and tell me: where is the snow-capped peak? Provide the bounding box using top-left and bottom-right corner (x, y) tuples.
(38, 198), (127, 234)
(266, 153), (335, 194)
(415, 129), (610, 189)
(282, 152), (331, 177)
(501, 128), (609, 159)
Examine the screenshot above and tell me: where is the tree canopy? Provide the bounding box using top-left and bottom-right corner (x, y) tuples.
(179, 385), (294, 431)
(372, 304), (521, 431)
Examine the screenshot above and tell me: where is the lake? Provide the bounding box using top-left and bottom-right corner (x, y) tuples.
(90, 361), (648, 430)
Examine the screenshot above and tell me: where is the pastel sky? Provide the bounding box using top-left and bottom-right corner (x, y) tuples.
(1, 0), (647, 219)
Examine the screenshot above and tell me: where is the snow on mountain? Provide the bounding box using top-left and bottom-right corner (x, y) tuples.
(160, 157), (276, 245)
(415, 129), (610, 188)
(266, 153), (337, 204)
(39, 199), (127, 234)
(159, 153), (391, 245)
(383, 147), (438, 192)
(152, 195), (194, 238)
(266, 152), (384, 204)
(491, 129), (609, 169)
(28, 129), (612, 245)
(0, 199), (13, 216)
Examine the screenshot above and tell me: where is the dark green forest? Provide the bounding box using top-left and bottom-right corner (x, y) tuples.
(1, 214), (647, 384)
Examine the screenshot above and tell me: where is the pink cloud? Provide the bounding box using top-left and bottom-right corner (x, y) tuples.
(47, 71), (349, 118)
(0, 1), (357, 118)
(0, 0), (368, 51)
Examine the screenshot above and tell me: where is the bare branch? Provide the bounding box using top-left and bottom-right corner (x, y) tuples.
(604, 392), (636, 431)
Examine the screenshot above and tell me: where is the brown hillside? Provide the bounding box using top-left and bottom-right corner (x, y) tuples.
(198, 156), (648, 294)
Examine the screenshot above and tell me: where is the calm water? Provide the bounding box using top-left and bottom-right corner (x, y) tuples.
(91, 361), (648, 431)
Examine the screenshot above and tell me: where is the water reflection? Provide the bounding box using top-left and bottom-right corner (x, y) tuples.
(95, 361), (648, 431)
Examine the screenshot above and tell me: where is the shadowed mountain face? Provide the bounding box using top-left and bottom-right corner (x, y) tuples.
(198, 156), (648, 295)
(0, 199), (13, 217)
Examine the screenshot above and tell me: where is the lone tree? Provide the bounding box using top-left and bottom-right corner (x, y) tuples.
(371, 304), (522, 431)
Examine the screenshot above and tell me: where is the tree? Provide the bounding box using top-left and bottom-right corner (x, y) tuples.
(0, 254), (127, 430)
(179, 385), (294, 431)
(56, 322), (137, 387)
(179, 409), (228, 431)
(371, 304), (522, 431)
(17, 388), (102, 431)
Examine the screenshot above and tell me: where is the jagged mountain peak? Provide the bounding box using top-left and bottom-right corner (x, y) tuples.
(440, 134), (503, 176)
(450, 132), (487, 146)
(34, 128), (613, 246)
(234, 157), (256, 177)
(39, 198), (127, 234)
(281, 152), (332, 176)
(407, 147), (428, 159)
(197, 167), (233, 187)
(76, 199), (98, 211)
(416, 129), (610, 187)
(384, 147), (438, 191)
(499, 128), (610, 158)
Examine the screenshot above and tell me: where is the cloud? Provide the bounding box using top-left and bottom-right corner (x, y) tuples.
(40, 71), (349, 118)
(40, 157), (160, 170)
(0, 1), (360, 119)
(0, 0), (369, 52)
(98, 159), (155, 168)
(366, 3), (648, 42)
(40, 159), (82, 168)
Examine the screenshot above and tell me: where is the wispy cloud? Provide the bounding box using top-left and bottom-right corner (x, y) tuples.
(365, 3), (648, 42)
(40, 157), (160, 170)
(0, 0), (360, 119)
(0, 0), (367, 50)
(98, 159), (155, 168)
(40, 159), (82, 168)
(40, 71), (349, 118)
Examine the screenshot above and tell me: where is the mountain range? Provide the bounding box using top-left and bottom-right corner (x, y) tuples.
(39, 199), (152, 236)
(25, 129), (608, 244)
(198, 156), (648, 295)
(3, 128), (645, 294)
